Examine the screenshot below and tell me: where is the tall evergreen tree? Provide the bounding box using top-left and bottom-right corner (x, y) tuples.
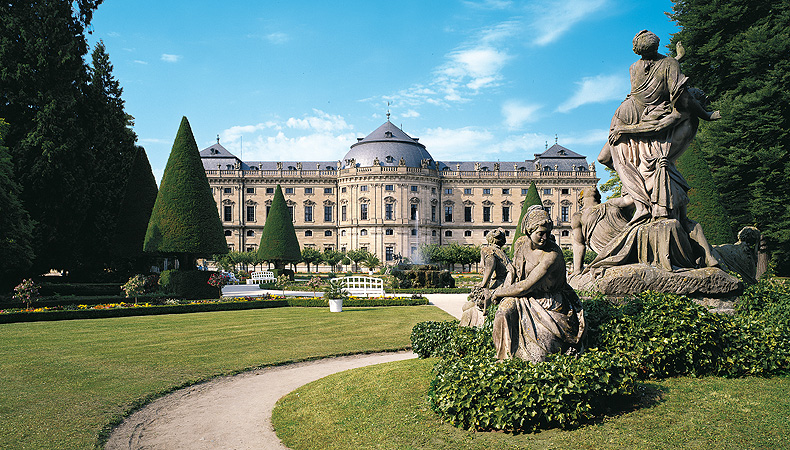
(74, 40), (139, 273)
(669, 0), (790, 273)
(144, 117), (228, 269)
(509, 181), (542, 257)
(0, 1), (97, 273)
(0, 118), (35, 288)
(257, 185), (301, 270)
(112, 146), (158, 273)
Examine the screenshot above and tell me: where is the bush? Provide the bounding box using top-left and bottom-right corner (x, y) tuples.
(410, 320), (459, 358)
(430, 350), (636, 432)
(159, 270), (219, 300)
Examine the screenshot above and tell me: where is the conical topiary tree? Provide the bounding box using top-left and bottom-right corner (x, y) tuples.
(509, 181), (542, 258)
(144, 116), (228, 269)
(257, 184), (301, 270)
(112, 146), (158, 272)
(675, 141), (735, 245)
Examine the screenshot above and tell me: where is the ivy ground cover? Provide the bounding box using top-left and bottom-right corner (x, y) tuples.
(0, 305), (452, 449)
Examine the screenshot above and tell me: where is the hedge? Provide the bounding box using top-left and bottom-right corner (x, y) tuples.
(0, 293), (168, 310)
(0, 297), (429, 324)
(389, 288), (471, 294)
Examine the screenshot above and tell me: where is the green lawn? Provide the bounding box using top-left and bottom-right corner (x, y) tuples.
(0, 305), (452, 449)
(273, 358), (790, 450)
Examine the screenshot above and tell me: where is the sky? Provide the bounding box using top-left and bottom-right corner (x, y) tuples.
(85, 0), (681, 186)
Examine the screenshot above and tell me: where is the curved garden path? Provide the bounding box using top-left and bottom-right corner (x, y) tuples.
(104, 292), (466, 449)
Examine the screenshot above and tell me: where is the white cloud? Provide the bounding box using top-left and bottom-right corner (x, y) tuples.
(133, 60), (148, 65)
(462, 0), (513, 9)
(419, 127), (496, 160)
(557, 74), (628, 112)
(243, 131), (357, 162)
(528, 0), (608, 46)
(160, 54), (182, 63)
(560, 129), (610, 147)
(285, 109), (352, 133)
(401, 110), (420, 118)
(502, 101), (541, 129)
(266, 32), (289, 44)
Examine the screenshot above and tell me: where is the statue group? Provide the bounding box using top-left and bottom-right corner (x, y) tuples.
(461, 30), (756, 363)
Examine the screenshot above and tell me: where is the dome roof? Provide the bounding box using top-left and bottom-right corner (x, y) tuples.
(341, 121), (436, 169)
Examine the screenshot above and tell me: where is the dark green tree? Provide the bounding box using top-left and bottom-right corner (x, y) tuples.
(257, 185), (301, 270)
(112, 146), (158, 272)
(321, 248), (343, 271)
(0, 1), (97, 273)
(75, 40), (138, 275)
(0, 118), (35, 288)
(669, 0), (790, 273)
(301, 247), (322, 272)
(509, 181), (542, 257)
(144, 117), (228, 269)
(675, 141), (735, 245)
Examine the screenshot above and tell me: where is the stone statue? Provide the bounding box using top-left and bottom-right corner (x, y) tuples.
(570, 188), (630, 275)
(399, 157), (406, 166)
(490, 206), (585, 362)
(373, 156), (380, 166)
(569, 32), (741, 298)
(712, 226), (761, 284)
(460, 228), (511, 327)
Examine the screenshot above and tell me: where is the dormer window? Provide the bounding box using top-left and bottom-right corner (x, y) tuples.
(384, 131), (393, 138)
(287, 166), (296, 170)
(543, 166), (553, 171)
(558, 149), (566, 155)
(385, 155), (395, 164)
(210, 148), (220, 155)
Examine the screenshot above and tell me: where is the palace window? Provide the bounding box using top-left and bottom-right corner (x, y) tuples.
(464, 188), (472, 195)
(305, 230), (313, 236)
(561, 206), (569, 222)
(464, 230), (472, 237)
(324, 205), (333, 222)
(324, 187), (333, 194)
(483, 206), (491, 222)
(246, 205), (255, 222)
(411, 229), (417, 236)
(360, 185), (368, 192)
(223, 187), (232, 194)
(561, 188), (570, 195)
(304, 187), (313, 194)
(502, 188), (510, 195)
(341, 205), (347, 221)
(445, 230), (453, 237)
(246, 230), (255, 237)
(411, 185), (418, 192)
(410, 204), (418, 220)
(224, 230), (232, 236)
(360, 229), (368, 236)
(431, 205), (437, 222)
(385, 247), (394, 261)
(543, 188), (552, 195)
(385, 203), (394, 220)
(246, 187), (255, 194)
(266, 187), (274, 194)
(444, 188), (453, 195)
(502, 206), (510, 222)
(223, 205), (232, 222)
(483, 188), (491, 195)
(360, 203), (368, 220)
(304, 206), (313, 222)
(385, 229), (394, 236)
(445, 206), (453, 222)
(285, 187), (294, 194)
(464, 206), (472, 222)
(385, 184), (394, 191)
(325, 230), (333, 236)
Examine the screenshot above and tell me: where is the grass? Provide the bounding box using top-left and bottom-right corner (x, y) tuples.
(273, 358), (790, 450)
(0, 305), (452, 449)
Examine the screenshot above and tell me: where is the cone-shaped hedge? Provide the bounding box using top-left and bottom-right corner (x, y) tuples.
(257, 184), (301, 269)
(509, 181), (542, 257)
(144, 117), (227, 267)
(113, 146), (158, 265)
(675, 141), (735, 245)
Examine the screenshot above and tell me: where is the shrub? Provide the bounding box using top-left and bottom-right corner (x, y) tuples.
(410, 320), (458, 358)
(323, 279), (348, 300)
(430, 350), (636, 432)
(159, 270), (219, 300)
(13, 279), (40, 309)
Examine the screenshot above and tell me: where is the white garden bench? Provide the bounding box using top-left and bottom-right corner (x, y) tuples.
(333, 276), (385, 297)
(248, 270), (277, 285)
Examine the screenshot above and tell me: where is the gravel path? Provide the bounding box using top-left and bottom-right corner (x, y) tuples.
(104, 292), (467, 449)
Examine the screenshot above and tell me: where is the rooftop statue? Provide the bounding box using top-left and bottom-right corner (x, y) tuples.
(490, 206), (585, 362)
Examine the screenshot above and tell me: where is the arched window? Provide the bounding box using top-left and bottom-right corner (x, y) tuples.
(360, 229), (368, 236)
(324, 230), (333, 236)
(464, 230), (472, 237)
(305, 230), (313, 237)
(444, 230), (453, 237)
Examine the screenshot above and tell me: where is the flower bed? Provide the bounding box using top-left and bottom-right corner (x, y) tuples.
(0, 295), (429, 324)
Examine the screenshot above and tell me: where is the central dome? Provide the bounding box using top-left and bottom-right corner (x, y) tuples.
(342, 121), (436, 169)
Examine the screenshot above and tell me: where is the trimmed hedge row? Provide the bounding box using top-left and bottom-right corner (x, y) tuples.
(390, 288), (471, 294)
(0, 296), (430, 323)
(0, 293), (169, 310)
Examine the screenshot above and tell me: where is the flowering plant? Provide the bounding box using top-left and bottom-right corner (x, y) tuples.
(308, 276), (322, 294)
(208, 272), (230, 288)
(13, 279), (40, 309)
(121, 275), (147, 304)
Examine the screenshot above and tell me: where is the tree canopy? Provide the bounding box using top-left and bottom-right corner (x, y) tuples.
(112, 146), (158, 271)
(669, 0), (790, 273)
(257, 185), (301, 269)
(144, 117), (228, 267)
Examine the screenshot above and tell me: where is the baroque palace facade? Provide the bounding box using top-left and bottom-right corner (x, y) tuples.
(201, 120), (598, 264)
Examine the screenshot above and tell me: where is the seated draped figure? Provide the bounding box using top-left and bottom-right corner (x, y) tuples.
(490, 205), (586, 362)
(460, 228), (511, 328)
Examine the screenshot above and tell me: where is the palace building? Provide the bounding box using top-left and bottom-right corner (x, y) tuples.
(201, 120), (598, 264)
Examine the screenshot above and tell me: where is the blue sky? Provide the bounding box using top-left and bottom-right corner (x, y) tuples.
(86, 0), (680, 185)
